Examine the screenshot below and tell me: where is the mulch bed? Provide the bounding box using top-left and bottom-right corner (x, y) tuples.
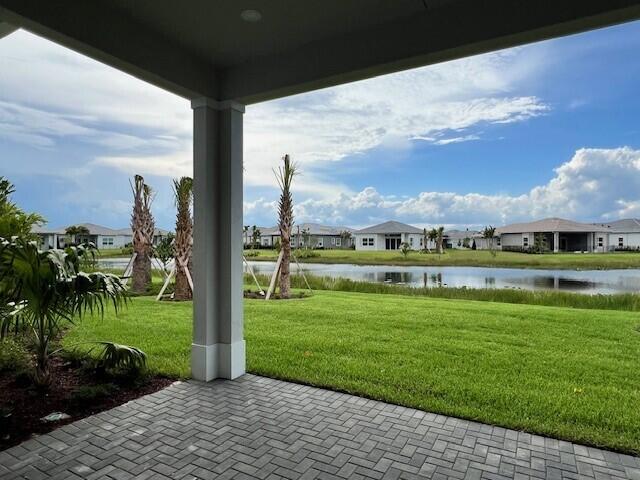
(0, 357), (173, 451)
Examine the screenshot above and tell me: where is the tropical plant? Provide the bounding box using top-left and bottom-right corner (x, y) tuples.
(400, 242), (411, 258)
(300, 227), (311, 249)
(243, 225), (250, 248)
(339, 230), (352, 249)
(427, 228), (438, 253)
(436, 226), (445, 254)
(274, 154), (297, 299)
(482, 225), (497, 257)
(251, 226), (261, 249)
(130, 175), (155, 293)
(173, 177), (193, 301)
(65, 225), (90, 246)
(463, 237), (471, 248)
(533, 232), (548, 254)
(0, 177), (45, 241)
(421, 228), (431, 253)
(153, 232), (175, 273)
(0, 238), (137, 387)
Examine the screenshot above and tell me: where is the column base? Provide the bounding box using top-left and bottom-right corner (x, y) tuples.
(191, 340), (246, 381)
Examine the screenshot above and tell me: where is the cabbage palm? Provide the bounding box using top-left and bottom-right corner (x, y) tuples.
(0, 238), (130, 387)
(173, 177), (193, 301)
(130, 175), (155, 293)
(427, 228), (438, 252)
(274, 154), (297, 299)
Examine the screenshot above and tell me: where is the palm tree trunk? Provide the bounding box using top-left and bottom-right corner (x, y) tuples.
(280, 234), (291, 298)
(132, 251), (151, 292)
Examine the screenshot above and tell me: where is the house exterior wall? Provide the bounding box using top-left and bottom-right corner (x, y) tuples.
(609, 232), (640, 250)
(97, 234), (128, 249)
(355, 233), (422, 251)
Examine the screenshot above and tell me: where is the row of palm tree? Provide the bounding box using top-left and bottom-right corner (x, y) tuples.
(129, 174), (193, 301)
(423, 226), (445, 254)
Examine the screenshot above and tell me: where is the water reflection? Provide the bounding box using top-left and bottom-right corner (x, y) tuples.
(97, 257), (640, 295)
(242, 261), (640, 295)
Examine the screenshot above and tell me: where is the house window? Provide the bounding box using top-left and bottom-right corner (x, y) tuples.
(496, 237), (501, 246)
(102, 237), (114, 246)
(263, 238), (269, 246)
(361, 237), (374, 246)
(523, 237), (529, 248)
(619, 237), (624, 248)
(336, 238), (341, 247)
(331, 237), (336, 245)
(420, 238), (423, 247)
(598, 237), (603, 247)
(409, 237), (413, 246)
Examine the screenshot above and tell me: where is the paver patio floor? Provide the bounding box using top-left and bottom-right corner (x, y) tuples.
(1, 374), (638, 479)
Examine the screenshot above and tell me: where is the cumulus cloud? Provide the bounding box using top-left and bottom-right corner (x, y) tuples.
(246, 147), (640, 228)
(0, 30), (547, 190)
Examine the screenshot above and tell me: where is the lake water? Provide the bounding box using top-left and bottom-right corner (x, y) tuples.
(98, 258), (640, 295)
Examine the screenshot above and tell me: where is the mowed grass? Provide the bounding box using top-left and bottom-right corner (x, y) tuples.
(247, 247), (640, 270)
(64, 292), (640, 453)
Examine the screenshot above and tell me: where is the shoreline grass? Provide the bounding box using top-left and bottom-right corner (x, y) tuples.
(64, 293), (640, 454)
(245, 248), (640, 270)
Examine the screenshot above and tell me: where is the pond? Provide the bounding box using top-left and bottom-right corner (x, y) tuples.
(244, 261), (640, 295)
(98, 258), (640, 295)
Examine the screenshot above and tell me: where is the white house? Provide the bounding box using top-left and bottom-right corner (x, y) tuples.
(603, 219), (640, 251)
(476, 218), (611, 253)
(355, 221), (423, 251)
(32, 223), (170, 250)
(247, 223), (354, 249)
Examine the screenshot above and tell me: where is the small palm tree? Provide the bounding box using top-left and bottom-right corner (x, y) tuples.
(274, 154), (297, 299)
(130, 175), (155, 293)
(0, 238), (137, 387)
(65, 225), (90, 246)
(422, 228), (431, 253)
(482, 225), (497, 257)
(173, 177), (193, 301)
(436, 226), (445, 254)
(428, 228), (438, 252)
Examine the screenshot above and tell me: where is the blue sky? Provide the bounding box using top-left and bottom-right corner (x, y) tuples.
(1, 21), (640, 230)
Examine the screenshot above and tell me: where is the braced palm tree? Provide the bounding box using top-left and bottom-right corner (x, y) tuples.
(130, 175), (155, 293)
(274, 154), (297, 299)
(173, 177), (193, 300)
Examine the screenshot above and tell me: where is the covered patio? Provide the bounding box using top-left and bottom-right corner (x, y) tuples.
(2, 375), (639, 479)
(2, 1), (640, 478)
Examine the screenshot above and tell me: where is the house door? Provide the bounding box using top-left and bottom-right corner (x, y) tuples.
(385, 236), (401, 250)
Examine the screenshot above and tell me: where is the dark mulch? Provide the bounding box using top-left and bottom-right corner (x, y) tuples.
(243, 289), (308, 300)
(0, 357), (173, 451)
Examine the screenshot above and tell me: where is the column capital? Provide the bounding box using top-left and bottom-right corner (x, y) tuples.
(191, 97), (245, 113)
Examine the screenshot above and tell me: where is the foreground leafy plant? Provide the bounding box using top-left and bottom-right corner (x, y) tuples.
(0, 237), (142, 387)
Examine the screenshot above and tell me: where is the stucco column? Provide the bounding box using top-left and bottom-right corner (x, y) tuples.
(553, 231), (559, 253)
(191, 98), (245, 381)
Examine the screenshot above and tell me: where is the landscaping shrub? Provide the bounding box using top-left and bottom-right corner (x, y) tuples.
(0, 338), (30, 373)
(295, 248), (319, 259)
(70, 383), (118, 406)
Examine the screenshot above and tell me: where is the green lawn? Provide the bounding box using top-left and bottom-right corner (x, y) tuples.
(64, 292), (640, 454)
(247, 247), (640, 270)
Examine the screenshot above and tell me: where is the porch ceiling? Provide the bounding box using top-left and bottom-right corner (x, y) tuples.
(1, 0), (639, 103)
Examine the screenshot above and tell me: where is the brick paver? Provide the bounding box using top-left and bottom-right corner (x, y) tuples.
(1, 375), (638, 479)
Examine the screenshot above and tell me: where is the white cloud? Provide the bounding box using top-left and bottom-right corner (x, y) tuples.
(0, 30), (547, 189)
(246, 147), (640, 228)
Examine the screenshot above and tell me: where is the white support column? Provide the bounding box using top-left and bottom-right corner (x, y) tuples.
(191, 98), (246, 381)
(553, 231), (559, 253)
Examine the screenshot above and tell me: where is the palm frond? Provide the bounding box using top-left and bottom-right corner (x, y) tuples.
(95, 342), (147, 371)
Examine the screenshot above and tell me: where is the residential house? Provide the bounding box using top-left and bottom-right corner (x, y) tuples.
(246, 223), (354, 249)
(601, 218), (640, 251)
(479, 218), (611, 252)
(444, 229), (477, 249)
(32, 223), (170, 250)
(355, 221), (423, 251)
